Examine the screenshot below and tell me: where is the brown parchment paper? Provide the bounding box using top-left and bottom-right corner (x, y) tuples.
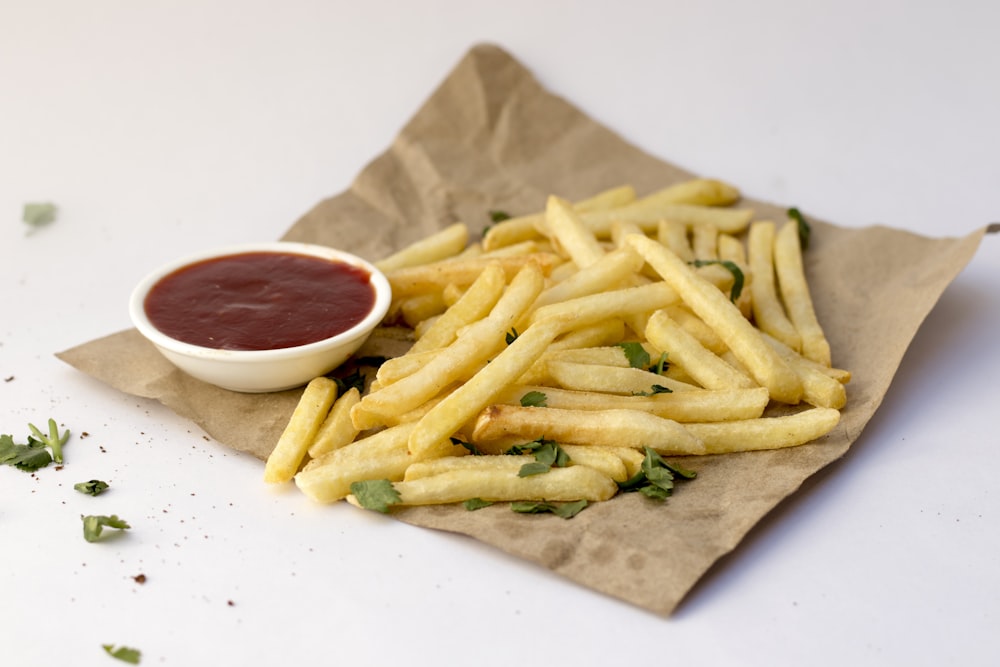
(58, 44), (990, 615)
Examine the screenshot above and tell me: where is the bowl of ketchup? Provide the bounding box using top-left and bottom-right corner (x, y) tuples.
(129, 242), (392, 392)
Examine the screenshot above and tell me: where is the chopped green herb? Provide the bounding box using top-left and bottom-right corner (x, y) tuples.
(451, 437), (484, 455)
(74, 480), (110, 496)
(507, 439), (570, 477)
(617, 447), (696, 501)
(691, 259), (745, 302)
(102, 644), (141, 664)
(649, 351), (669, 375)
(505, 328), (519, 345)
(489, 210), (512, 223)
(511, 499), (588, 518)
(29, 418), (70, 463)
(463, 498), (494, 511)
(22, 202), (58, 227)
(787, 207), (811, 250)
(82, 514), (130, 542)
(615, 341), (650, 369)
(519, 390), (547, 407)
(633, 384), (673, 396)
(0, 433), (52, 471)
(349, 479), (401, 513)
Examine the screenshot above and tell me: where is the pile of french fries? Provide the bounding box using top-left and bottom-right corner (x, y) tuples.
(263, 178), (849, 513)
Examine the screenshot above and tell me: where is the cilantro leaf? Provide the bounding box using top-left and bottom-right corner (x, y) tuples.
(350, 479), (401, 513)
(788, 207), (811, 250)
(616, 342), (650, 369)
(28, 418), (70, 463)
(102, 644), (141, 664)
(691, 259), (745, 302)
(489, 210), (512, 223)
(451, 437), (483, 455)
(505, 327), (519, 345)
(75, 480), (110, 496)
(633, 384), (673, 396)
(0, 434), (53, 471)
(82, 514), (131, 542)
(519, 390), (547, 407)
(23, 202), (58, 227)
(649, 351), (669, 375)
(511, 439), (571, 477)
(463, 498), (494, 511)
(333, 368), (366, 395)
(617, 447), (696, 501)
(511, 499), (588, 518)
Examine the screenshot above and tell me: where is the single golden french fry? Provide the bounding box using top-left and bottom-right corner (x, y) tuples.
(663, 305), (727, 354)
(748, 221), (802, 351)
(471, 404), (705, 455)
(528, 280), (680, 328)
(496, 384), (770, 422)
(407, 261), (506, 354)
(547, 319), (627, 351)
(263, 377), (339, 483)
(545, 360), (700, 395)
(530, 245), (644, 311)
(559, 445), (630, 482)
(387, 253), (559, 298)
(295, 423), (439, 503)
(610, 220), (645, 249)
(580, 201), (753, 238)
(375, 222), (469, 272)
(398, 291), (448, 328)
(658, 219), (695, 262)
(389, 464), (619, 505)
(774, 220), (832, 366)
(762, 334), (847, 409)
(407, 315), (570, 459)
(685, 407), (841, 453)
(627, 234), (803, 404)
(691, 222), (719, 261)
(307, 387), (361, 459)
(651, 178), (741, 206)
(718, 232), (753, 319)
(545, 195), (607, 268)
(645, 310), (756, 390)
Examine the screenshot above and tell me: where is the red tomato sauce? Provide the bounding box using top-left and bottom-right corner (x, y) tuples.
(144, 251), (376, 351)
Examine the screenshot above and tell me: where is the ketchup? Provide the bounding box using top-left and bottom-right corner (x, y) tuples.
(144, 251), (376, 351)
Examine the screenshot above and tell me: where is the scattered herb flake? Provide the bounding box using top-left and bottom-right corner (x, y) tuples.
(451, 437), (483, 455)
(519, 390), (547, 407)
(333, 368), (366, 395)
(508, 439), (570, 477)
(511, 499), (588, 518)
(74, 479), (110, 496)
(505, 327), (519, 345)
(102, 644), (141, 664)
(0, 433), (53, 471)
(649, 351), (669, 375)
(616, 341), (650, 369)
(22, 202), (58, 227)
(82, 514), (131, 542)
(489, 210), (512, 223)
(691, 259), (745, 302)
(788, 207), (811, 250)
(349, 479), (401, 513)
(617, 447), (696, 501)
(28, 418), (70, 463)
(633, 384), (673, 396)
(463, 498), (493, 511)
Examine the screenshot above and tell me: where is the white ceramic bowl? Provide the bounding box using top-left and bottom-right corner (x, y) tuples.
(129, 242), (392, 393)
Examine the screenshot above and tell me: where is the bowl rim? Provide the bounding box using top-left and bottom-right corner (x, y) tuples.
(128, 241), (392, 362)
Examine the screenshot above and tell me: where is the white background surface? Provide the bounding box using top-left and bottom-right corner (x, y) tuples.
(2, 1), (998, 665)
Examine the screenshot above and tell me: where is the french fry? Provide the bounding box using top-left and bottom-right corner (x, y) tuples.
(545, 360), (700, 394)
(471, 404), (705, 455)
(685, 407), (841, 454)
(530, 244), (644, 311)
(748, 221), (802, 351)
(387, 253), (560, 298)
(645, 310), (756, 390)
(544, 195), (607, 268)
(407, 261), (506, 354)
(762, 334), (847, 409)
(493, 384), (770, 422)
(580, 201), (753, 238)
(528, 281), (680, 328)
(774, 219), (832, 366)
(407, 315), (570, 459)
(307, 387), (361, 459)
(375, 222), (469, 272)
(386, 464), (619, 505)
(659, 219), (695, 262)
(263, 377), (339, 483)
(627, 234), (803, 404)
